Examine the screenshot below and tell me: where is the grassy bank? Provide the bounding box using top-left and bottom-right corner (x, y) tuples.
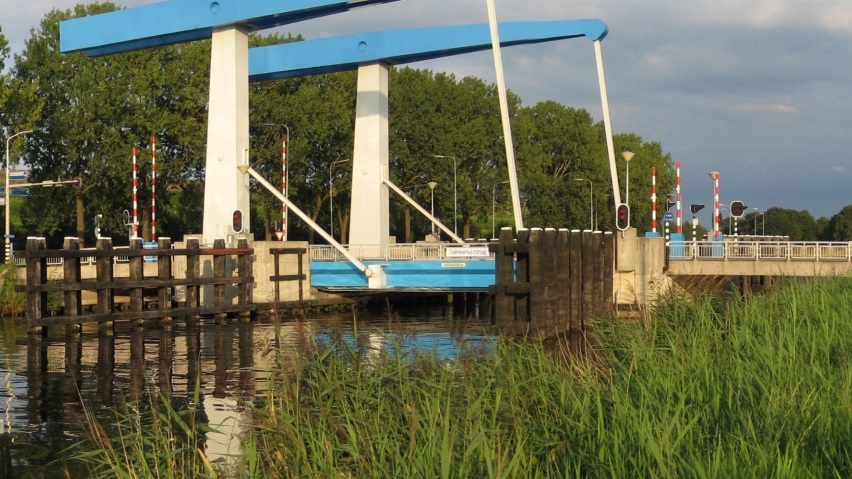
(67, 276), (852, 477)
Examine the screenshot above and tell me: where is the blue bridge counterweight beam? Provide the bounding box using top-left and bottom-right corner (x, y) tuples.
(249, 19), (608, 80)
(60, 0), (402, 56)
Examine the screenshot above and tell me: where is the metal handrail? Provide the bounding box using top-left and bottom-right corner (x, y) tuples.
(669, 240), (852, 262)
(310, 242), (495, 262)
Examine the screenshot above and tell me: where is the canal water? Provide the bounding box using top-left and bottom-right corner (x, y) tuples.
(0, 299), (494, 477)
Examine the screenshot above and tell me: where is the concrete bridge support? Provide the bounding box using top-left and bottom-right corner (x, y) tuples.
(348, 63), (391, 247)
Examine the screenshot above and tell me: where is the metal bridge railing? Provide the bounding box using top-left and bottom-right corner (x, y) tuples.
(669, 241), (852, 262)
(310, 243), (494, 262)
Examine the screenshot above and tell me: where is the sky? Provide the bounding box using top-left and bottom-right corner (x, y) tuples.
(4, 0), (852, 223)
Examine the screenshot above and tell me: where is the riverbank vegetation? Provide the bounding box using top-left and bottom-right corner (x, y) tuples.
(65, 275), (852, 477)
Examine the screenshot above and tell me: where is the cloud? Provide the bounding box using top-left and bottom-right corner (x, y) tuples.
(731, 103), (797, 113)
(831, 166), (850, 175)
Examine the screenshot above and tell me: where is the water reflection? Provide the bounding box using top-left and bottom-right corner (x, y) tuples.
(0, 301), (493, 476)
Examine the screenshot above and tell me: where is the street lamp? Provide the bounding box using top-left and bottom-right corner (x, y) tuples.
(753, 207), (759, 236)
(427, 181), (438, 237)
(5, 129), (33, 263)
(575, 178), (593, 230)
(433, 155), (457, 236)
(621, 151), (635, 206)
(328, 158), (350, 240)
(492, 180), (510, 239)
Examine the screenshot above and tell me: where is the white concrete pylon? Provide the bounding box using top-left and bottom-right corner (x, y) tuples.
(348, 63), (390, 246)
(203, 27), (251, 243)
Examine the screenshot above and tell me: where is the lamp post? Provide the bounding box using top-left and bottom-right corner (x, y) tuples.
(328, 158), (351, 241)
(753, 208), (759, 236)
(433, 155), (457, 236)
(492, 180), (510, 239)
(621, 151), (635, 206)
(427, 181), (438, 237)
(575, 178), (593, 230)
(5, 129), (33, 263)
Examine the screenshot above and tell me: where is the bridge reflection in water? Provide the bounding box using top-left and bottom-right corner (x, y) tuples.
(0, 307), (492, 475)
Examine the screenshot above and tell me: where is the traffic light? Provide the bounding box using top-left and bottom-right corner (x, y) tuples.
(666, 198), (677, 211)
(232, 209), (243, 233)
(690, 204), (705, 214)
(730, 201), (746, 217)
(616, 203), (630, 231)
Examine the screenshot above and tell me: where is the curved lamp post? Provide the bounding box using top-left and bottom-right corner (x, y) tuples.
(427, 181), (438, 237)
(5, 129), (33, 263)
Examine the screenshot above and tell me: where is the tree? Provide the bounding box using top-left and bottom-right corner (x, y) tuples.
(13, 3), (210, 247)
(761, 207), (820, 240)
(823, 205), (852, 241)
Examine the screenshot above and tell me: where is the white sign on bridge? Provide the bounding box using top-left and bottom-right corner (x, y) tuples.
(445, 246), (490, 258)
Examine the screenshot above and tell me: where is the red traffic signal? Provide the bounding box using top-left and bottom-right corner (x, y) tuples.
(616, 203), (630, 231)
(232, 209), (243, 233)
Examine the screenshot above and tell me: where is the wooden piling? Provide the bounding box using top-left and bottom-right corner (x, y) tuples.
(493, 228), (616, 341)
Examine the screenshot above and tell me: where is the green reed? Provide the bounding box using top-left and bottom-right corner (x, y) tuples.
(66, 276), (852, 477)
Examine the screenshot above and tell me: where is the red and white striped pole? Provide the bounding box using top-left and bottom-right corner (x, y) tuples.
(281, 131), (288, 241)
(151, 136), (157, 242)
(132, 148), (139, 238)
(650, 167), (657, 234)
(710, 171), (720, 239)
(676, 161), (682, 234)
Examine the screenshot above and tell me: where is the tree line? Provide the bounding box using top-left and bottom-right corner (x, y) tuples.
(1, 3), (848, 249)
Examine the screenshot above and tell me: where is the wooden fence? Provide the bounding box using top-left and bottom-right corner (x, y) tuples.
(17, 236), (254, 331)
(492, 228), (614, 345)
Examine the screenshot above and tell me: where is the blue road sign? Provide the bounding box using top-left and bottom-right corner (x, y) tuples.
(0, 187), (29, 196)
(664, 212), (674, 222)
(9, 171), (28, 181)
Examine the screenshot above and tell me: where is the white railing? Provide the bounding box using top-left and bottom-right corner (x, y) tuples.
(310, 242), (495, 262)
(668, 241), (852, 262)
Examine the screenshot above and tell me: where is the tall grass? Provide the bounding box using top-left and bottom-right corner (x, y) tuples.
(65, 276), (852, 477)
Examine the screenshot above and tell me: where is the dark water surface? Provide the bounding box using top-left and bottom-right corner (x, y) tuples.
(0, 300), (493, 477)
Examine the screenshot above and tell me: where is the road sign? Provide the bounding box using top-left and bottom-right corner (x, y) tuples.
(664, 212), (674, 222)
(0, 187), (29, 196)
(9, 171), (28, 181)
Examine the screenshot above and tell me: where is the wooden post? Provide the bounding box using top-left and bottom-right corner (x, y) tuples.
(62, 237), (82, 334)
(237, 237), (252, 320)
(590, 232), (604, 317)
(157, 237), (173, 323)
(185, 238), (200, 322)
(527, 228), (546, 332)
(25, 237), (48, 335)
(96, 237), (114, 319)
(602, 232), (615, 315)
(568, 230), (584, 349)
(213, 238), (227, 321)
(581, 231), (595, 320)
(494, 227), (515, 327)
(514, 229), (531, 325)
(129, 238), (144, 315)
(555, 229), (571, 332)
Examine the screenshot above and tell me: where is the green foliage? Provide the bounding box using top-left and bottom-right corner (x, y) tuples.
(0, 263), (24, 313)
(822, 205), (852, 240)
